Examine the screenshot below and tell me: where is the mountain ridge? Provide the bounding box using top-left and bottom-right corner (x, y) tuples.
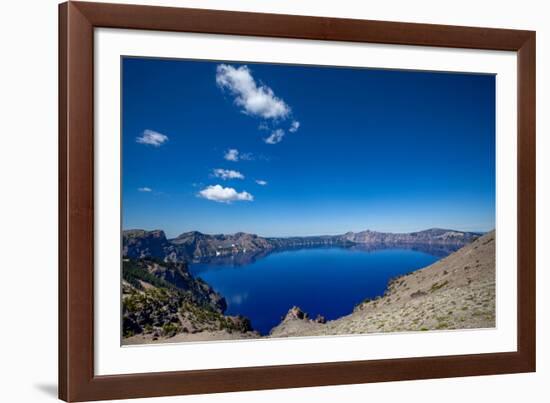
(123, 228), (482, 263)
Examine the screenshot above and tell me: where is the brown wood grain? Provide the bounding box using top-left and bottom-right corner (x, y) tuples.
(59, 1), (536, 401)
(58, 4), (68, 401)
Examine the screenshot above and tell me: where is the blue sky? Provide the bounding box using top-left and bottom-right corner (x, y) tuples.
(122, 57), (495, 238)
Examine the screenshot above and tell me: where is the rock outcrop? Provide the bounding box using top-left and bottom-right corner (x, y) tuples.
(268, 306), (327, 337)
(123, 230), (186, 262)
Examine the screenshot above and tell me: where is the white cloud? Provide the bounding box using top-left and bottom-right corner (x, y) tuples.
(264, 129), (285, 145)
(136, 129), (169, 147)
(224, 148), (254, 161)
(224, 148), (239, 161)
(289, 120), (300, 133)
(198, 185), (253, 203)
(216, 64), (290, 120)
(212, 168), (245, 180)
(255, 180), (268, 186)
(137, 187), (152, 192)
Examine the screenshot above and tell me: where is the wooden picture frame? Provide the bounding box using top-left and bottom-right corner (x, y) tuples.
(59, 1), (536, 401)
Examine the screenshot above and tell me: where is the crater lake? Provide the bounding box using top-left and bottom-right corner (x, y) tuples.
(190, 246), (448, 335)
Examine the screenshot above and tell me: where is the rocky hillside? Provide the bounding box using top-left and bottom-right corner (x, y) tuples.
(342, 228), (480, 246)
(123, 230), (186, 262)
(171, 231), (274, 260)
(122, 258), (258, 344)
(270, 231), (495, 337)
(123, 228), (481, 263)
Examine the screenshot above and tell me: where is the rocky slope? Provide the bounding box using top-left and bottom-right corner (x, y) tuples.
(171, 231), (274, 260)
(269, 231), (495, 337)
(342, 228), (479, 246)
(123, 228), (481, 263)
(122, 258), (258, 344)
(123, 230), (186, 262)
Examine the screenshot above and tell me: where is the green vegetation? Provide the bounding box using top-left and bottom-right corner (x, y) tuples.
(162, 322), (180, 337)
(123, 259), (178, 291)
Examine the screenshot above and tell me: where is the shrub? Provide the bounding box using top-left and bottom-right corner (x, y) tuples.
(162, 322), (180, 337)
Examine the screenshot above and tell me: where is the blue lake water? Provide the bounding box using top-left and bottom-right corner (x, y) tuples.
(191, 247), (443, 335)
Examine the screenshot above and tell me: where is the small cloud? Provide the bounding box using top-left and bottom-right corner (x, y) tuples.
(264, 129), (285, 145)
(255, 180), (268, 186)
(224, 148), (239, 161)
(212, 168), (245, 180)
(224, 148), (254, 161)
(136, 129), (169, 147)
(289, 120), (300, 133)
(216, 64), (290, 120)
(198, 184), (253, 203)
(258, 122), (269, 131)
(138, 187), (152, 192)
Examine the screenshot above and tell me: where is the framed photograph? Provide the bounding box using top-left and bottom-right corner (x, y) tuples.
(59, 1), (536, 401)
